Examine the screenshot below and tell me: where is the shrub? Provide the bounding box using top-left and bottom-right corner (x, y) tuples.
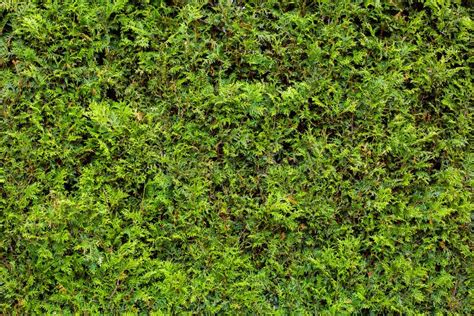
(1, 0), (472, 313)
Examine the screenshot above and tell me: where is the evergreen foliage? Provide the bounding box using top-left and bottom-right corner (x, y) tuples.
(1, 0), (472, 313)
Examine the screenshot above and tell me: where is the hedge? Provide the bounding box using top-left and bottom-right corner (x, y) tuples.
(1, 0), (472, 313)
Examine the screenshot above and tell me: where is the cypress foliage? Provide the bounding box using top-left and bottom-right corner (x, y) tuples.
(1, 0), (472, 313)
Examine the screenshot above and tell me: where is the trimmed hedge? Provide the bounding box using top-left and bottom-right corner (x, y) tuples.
(1, 0), (472, 313)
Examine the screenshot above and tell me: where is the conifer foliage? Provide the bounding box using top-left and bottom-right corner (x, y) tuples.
(1, 0), (472, 313)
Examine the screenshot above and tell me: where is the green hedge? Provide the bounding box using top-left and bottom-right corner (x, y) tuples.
(1, 0), (472, 313)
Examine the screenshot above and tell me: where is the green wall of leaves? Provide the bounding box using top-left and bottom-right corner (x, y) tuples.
(1, 0), (472, 313)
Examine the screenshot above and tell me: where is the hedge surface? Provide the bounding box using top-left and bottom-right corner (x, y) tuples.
(1, 0), (472, 313)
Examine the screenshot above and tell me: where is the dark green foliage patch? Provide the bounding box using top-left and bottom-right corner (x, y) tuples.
(0, 0), (473, 313)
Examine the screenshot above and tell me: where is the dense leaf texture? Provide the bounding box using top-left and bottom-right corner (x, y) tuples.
(1, 0), (473, 313)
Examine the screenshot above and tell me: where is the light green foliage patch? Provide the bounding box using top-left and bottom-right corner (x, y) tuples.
(0, 0), (473, 313)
